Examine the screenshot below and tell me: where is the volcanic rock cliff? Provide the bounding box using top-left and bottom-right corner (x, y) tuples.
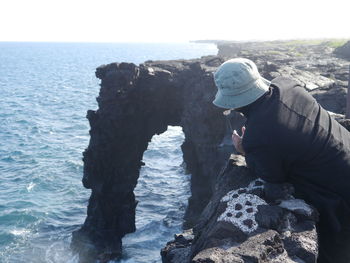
(71, 40), (350, 262)
(71, 56), (246, 262)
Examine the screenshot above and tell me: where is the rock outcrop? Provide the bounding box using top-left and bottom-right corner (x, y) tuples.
(334, 40), (350, 60)
(71, 57), (248, 262)
(72, 40), (350, 262)
(162, 155), (319, 263)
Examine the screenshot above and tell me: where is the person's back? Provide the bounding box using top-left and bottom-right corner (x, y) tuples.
(243, 76), (350, 192)
(212, 58), (350, 263)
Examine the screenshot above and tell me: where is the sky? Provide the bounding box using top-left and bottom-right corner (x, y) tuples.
(0, 0), (349, 42)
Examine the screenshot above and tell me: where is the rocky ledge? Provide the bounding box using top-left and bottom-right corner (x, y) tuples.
(71, 40), (350, 262)
(162, 155), (319, 263)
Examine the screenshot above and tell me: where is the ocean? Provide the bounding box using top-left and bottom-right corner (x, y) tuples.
(0, 42), (217, 263)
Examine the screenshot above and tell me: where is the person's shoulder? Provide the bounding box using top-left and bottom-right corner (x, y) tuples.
(270, 76), (301, 90)
(270, 76), (311, 101)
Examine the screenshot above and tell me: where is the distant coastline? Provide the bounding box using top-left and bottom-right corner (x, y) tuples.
(191, 38), (350, 46)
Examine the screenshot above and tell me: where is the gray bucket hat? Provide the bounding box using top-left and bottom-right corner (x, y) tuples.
(213, 58), (271, 109)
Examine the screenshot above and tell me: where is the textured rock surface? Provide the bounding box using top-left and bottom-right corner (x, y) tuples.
(162, 155), (319, 263)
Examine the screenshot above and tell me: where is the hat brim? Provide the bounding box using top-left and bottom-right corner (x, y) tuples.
(213, 77), (271, 109)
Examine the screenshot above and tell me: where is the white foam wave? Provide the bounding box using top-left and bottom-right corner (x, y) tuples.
(10, 228), (30, 236)
(26, 182), (36, 192)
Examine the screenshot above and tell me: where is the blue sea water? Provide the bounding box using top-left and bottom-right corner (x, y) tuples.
(0, 42), (217, 263)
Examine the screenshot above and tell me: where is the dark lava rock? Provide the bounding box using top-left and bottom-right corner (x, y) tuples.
(192, 230), (297, 263)
(205, 221), (247, 243)
(162, 155), (318, 263)
(255, 205), (285, 230)
(235, 212), (243, 218)
(245, 201), (252, 206)
(246, 207), (254, 213)
(334, 41), (350, 60)
(249, 187), (264, 198)
(237, 189), (247, 194)
(283, 230), (318, 262)
(161, 229), (193, 263)
(235, 203), (243, 210)
(243, 219), (254, 228)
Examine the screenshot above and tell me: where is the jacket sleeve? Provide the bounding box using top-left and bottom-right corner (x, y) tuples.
(245, 147), (287, 184)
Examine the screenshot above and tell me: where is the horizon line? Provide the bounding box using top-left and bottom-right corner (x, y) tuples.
(0, 37), (349, 45)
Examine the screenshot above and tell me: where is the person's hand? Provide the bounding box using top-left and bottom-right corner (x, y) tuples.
(232, 126), (246, 155)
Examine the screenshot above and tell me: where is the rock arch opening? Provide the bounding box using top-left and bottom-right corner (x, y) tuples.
(122, 125), (190, 262)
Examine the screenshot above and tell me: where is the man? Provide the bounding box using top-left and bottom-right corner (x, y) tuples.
(212, 58), (350, 263)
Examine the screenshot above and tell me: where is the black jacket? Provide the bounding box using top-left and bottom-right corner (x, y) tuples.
(242, 77), (350, 233)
